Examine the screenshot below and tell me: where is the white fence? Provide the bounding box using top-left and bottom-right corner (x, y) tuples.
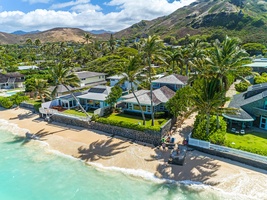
(188, 132), (210, 149)
(188, 133), (267, 164)
(210, 144), (267, 164)
(188, 137), (210, 149)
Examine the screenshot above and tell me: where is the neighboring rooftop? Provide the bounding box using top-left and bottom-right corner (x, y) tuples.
(18, 65), (39, 70)
(77, 85), (112, 101)
(121, 89), (149, 100)
(123, 86), (175, 106)
(106, 74), (125, 80)
(152, 74), (188, 85)
(75, 71), (106, 79)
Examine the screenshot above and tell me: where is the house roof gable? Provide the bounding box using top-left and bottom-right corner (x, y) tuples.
(151, 74), (188, 85)
(75, 71), (106, 79)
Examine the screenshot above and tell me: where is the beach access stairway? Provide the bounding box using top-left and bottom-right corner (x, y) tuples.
(188, 133), (267, 170)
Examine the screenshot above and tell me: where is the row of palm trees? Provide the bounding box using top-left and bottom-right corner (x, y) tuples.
(7, 34), (251, 130)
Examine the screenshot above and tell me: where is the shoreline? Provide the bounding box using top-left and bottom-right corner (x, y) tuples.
(1, 107), (267, 199)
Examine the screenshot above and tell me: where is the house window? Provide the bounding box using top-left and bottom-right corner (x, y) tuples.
(128, 103), (133, 110)
(159, 104), (165, 111)
(264, 101), (267, 110)
(133, 104), (146, 111)
(99, 76), (101, 79)
(260, 116), (267, 129)
(81, 78), (86, 80)
(147, 106), (151, 112)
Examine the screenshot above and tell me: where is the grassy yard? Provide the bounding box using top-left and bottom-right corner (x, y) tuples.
(225, 132), (267, 156)
(103, 113), (168, 129)
(63, 109), (94, 117)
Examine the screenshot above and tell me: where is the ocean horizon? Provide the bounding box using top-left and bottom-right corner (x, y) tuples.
(0, 119), (257, 200)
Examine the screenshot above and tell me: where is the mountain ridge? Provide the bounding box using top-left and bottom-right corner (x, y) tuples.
(1, 0), (267, 45)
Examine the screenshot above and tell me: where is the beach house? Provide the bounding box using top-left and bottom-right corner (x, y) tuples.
(243, 58), (267, 74)
(122, 86), (175, 115)
(151, 74), (188, 92)
(77, 85), (112, 110)
(0, 72), (25, 89)
(223, 83), (267, 130)
(75, 71), (106, 87)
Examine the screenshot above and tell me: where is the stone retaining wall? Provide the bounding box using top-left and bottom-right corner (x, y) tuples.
(50, 114), (165, 145)
(19, 102), (35, 111)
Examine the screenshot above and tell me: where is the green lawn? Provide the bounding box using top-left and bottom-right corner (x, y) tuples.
(225, 132), (267, 156)
(24, 99), (42, 104)
(103, 113), (168, 128)
(63, 109), (94, 117)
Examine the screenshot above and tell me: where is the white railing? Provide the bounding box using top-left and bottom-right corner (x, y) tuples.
(188, 137), (210, 149)
(210, 144), (267, 164)
(188, 133), (267, 164)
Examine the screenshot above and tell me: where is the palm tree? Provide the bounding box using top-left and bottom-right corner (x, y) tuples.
(141, 35), (165, 126)
(191, 78), (226, 136)
(83, 33), (92, 45)
(205, 36), (250, 91)
(120, 56), (146, 125)
(164, 47), (182, 74)
(29, 79), (50, 103)
(49, 62), (90, 118)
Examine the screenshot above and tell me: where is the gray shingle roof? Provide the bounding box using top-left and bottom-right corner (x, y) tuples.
(0, 72), (25, 83)
(121, 89), (149, 100)
(151, 74), (188, 85)
(224, 84), (267, 121)
(75, 71), (106, 79)
(77, 85), (112, 101)
(123, 86), (175, 106)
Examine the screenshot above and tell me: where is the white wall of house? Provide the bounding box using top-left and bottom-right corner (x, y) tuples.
(80, 75), (105, 87)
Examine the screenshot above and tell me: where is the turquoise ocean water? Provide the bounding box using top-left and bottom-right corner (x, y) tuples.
(0, 119), (251, 200)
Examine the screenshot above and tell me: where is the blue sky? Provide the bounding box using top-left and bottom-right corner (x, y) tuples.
(0, 0), (196, 33)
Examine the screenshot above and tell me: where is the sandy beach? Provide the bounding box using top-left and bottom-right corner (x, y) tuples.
(1, 107), (267, 199)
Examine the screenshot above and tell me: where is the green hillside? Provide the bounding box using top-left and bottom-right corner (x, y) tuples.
(115, 0), (267, 45)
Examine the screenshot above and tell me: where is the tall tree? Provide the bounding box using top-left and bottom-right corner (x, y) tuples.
(205, 36), (250, 91)
(29, 79), (50, 103)
(164, 47), (182, 74)
(120, 56), (146, 125)
(141, 35), (165, 126)
(49, 62), (90, 118)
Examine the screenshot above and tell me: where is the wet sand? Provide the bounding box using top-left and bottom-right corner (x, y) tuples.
(0, 107), (267, 199)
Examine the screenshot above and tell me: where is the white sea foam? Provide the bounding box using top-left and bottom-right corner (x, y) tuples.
(0, 119), (264, 200)
(0, 119), (29, 135)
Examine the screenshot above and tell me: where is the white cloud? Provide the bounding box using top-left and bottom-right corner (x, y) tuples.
(22, 0), (51, 4)
(0, 0), (197, 33)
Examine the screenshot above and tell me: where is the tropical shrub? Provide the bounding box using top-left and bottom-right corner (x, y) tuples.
(96, 118), (160, 132)
(235, 81), (251, 92)
(192, 114), (227, 145)
(254, 73), (267, 84)
(0, 97), (13, 109)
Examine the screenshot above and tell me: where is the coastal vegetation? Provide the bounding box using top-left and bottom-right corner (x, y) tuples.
(225, 132), (267, 156)
(0, 9), (266, 155)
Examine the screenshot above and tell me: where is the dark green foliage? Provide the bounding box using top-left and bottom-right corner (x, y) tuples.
(193, 115), (227, 145)
(242, 43), (266, 56)
(254, 73), (267, 84)
(9, 92), (29, 106)
(235, 81), (251, 92)
(95, 118), (160, 132)
(0, 92), (29, 109)
(105, 85), (122, 108)
(165, 86), (193, 118)
(0, 97), (13, 109)
(33, 102), (42, 112)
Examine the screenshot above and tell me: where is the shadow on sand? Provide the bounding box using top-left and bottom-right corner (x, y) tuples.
(77, 138), (129, 162)
(146, 147), (221, 187)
